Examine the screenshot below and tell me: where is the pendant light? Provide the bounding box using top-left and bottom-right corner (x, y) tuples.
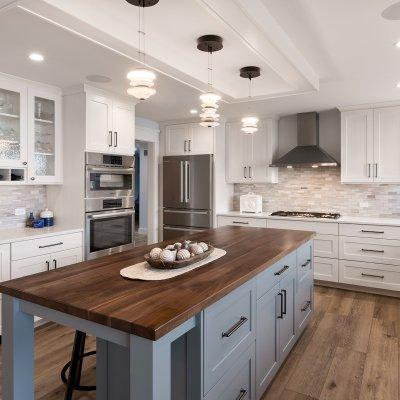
(197, 35), (223, 128)
(126, 0), (158, 100)
(240, 66), (261, 134)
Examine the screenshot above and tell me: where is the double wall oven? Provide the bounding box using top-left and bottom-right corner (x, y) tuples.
(85, 153), (135, 260)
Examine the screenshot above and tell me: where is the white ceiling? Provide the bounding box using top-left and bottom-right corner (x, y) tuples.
(0, 0), (400, 122)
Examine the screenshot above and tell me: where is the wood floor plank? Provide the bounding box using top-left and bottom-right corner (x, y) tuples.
(285, 312), (347, 398)
(319, 346), (366, 400)
(278, 389), (317, 399)
(338, 295), (375, 353)
(359, 318), (399, 400)
(373, 295), (400, 338)
(327, 289), (355, 316)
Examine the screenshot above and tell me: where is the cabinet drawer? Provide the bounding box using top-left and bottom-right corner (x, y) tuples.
(257, 251), (296, 299)
(339, 260), (400, 291)
(267, 219), (338, 235)
(204, 343), (255, 400)
(296, 278), (313, 333)
(218, 216), (267, 228)
(297, 241), (313, 285)
(314, 257), (339, 282)
(314, 234), (338, 258)
(339, 223), (400, 240)
(11, 232), (82, 260)
(339, 236), (400, 266)
(204, 281), (256, 394)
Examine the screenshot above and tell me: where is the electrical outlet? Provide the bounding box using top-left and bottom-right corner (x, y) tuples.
(14, 207), (26, 216)
(359, 202), (369, 208)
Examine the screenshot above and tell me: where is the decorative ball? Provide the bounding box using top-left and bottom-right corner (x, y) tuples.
(188, 243), (198, 252)
(149, 247), (162, 260)
(174, 242), (182, 250)
(165, 244), (175, 250)
(176, 249), (191, 260)
(182, 240), (191, 250)
(191, 244), (204, 255)
(198, 242), (209, 252)
(159, 249), (176, 263)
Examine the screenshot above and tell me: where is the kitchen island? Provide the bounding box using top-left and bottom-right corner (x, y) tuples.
(0, 226), (314, 400)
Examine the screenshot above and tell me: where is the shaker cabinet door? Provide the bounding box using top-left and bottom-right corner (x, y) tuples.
(189, 124), (214, 154)
(51, 248), (83, 269)
(226, 122), (248, 183)
(165, 125), (189, 155)
(112, 101), (135, 155)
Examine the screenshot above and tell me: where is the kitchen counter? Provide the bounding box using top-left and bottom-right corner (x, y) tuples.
(218, 211), (400, 226)
(0, 224), (84, 244)
(0, 226), (313, 340)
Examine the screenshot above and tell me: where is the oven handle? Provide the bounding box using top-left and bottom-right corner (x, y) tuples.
(86, 166), (134, 174)
(87, 210), (135, 220)
(163, 226), (205, 232)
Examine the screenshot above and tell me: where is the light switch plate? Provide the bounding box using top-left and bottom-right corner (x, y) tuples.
(15, 207), (26, 216)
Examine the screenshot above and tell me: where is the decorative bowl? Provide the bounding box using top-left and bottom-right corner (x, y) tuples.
(144, 246), (214, 270)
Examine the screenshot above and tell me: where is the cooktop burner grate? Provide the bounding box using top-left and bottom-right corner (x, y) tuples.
(270, 211), (341, 219)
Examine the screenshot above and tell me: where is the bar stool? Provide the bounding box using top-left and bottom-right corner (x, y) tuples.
(61, 330), (96, 400)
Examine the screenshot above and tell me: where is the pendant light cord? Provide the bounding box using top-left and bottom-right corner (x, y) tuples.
(208, 50), (213, 89)
(138, 4), (146, 65)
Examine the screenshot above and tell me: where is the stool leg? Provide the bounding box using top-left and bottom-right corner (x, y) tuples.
(64, 331), (87, 400)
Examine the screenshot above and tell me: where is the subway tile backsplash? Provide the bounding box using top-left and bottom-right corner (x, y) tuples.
(234, 167), (400, 217)
(0, 186), (47, 229)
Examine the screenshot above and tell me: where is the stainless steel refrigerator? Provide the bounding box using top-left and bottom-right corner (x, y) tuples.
(163, 154), (213, 240)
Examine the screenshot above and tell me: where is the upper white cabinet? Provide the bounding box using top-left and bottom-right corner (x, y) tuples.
(226, 119), (278, 183)
(28, 88), (62, 184)
(165, 123), (214, 155)
(341, 106), (400, 183)
(86, 88), (135, 156)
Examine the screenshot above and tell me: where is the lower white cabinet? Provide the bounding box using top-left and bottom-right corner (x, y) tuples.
(0, 244), (11, 335)
(314, 257), (339, 282)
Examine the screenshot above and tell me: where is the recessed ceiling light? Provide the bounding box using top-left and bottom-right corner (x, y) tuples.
(397, 82), (400, 88)
(190, 109), (198, 114)
(395, 41), (400, 48)
(29, 53), (44, 62)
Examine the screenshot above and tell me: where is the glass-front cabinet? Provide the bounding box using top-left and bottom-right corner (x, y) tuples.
(28, 89), (62, 184)
(0, 79), (27, 170)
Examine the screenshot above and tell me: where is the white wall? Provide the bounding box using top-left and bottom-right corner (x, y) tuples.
(277, 109), (340, 161)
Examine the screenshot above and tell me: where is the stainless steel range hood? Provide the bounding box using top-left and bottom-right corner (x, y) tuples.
(270, 112), (339, 167)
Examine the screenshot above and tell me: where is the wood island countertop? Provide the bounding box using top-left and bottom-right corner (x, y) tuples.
(0, 226), (314, 340)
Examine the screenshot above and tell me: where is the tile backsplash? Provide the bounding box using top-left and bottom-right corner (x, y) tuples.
(0, 186), (47, 229)
(234, 167), (400, 217)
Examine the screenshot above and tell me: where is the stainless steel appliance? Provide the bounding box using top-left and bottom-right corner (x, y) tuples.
(163, 155), (213, 240)
(85, 152), (135, 260)
(270, 211), (340, 219)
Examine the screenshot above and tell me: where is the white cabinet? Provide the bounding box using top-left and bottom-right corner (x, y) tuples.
(52, 247), (82, 269)
(0, 243), (10, 335)
(226, 120), (278, 183)
(341, 106), (400, 183)
(217, 215), (267, 228)
(86, 90), (135, 156)
(164, 123), (214, 156)
(28, 88), (62, 184)
(314, 257), (339, 282)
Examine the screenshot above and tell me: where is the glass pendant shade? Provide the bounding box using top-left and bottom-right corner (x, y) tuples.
(127, 69), (156, 100)
(199, 92), (220, 127)
(241, 116), (259, 134)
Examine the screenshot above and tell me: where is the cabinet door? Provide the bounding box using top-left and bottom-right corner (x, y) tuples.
(189, 124), (214, 154)
(373, 107), (400, 183)
(11, 254), (50, 279)
(256, 283), (280, 399)
(165, 125), (189, 155)
(28, 89), (62, 184)
(226, 122), (249, 183)
(112, 101), (135, 155)
(86, 93), (113, 153)
(51, 247), (82, 269)
(341, 110), (374, 183)
(278, 270), (296, 362)
(248, 122), (269, 183)
(0, 77), (27, 167)
(0, 244), (10, 335)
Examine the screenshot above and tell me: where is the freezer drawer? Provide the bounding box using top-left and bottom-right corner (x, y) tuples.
(163, 208), (212, 228)
(163, 225), (209, 241)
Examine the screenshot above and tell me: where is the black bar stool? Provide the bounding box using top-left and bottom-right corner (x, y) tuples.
(61, 330), (96, 400)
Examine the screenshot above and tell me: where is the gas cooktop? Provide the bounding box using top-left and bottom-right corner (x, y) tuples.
(270, 211), (341, 219)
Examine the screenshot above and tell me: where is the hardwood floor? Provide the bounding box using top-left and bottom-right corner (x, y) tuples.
(0, 285), (398, 399)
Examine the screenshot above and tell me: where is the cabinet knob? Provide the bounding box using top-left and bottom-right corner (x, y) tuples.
(22, 162), (27, 166)
(30, 177), (35, 181)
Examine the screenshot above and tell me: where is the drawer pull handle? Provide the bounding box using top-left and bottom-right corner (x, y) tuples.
(46, 260), (50, 271)
(361, 248), (384, 253)
(39, 242), (64, 249)
(361, 230), (384, 234)
(222, 316), (248, 338)
(361, 272), (384, 279)
(274, 265), (290, 276)
(301, 259), (311, 268)
(301, 300), (312, 312)
(235, 389), (248, 400)
(232, 221), (249, 225)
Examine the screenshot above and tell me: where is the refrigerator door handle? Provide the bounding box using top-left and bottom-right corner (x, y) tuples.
(180, 161), (184, 203)
(164, 209), (209, 215)
(185, 161), (190, 203)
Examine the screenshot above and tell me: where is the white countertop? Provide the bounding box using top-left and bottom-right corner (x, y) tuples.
(0, 225), (84, 245)
(217, 211), (400, 227)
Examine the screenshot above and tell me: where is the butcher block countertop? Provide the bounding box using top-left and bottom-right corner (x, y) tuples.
(0, 226), (314, 340)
